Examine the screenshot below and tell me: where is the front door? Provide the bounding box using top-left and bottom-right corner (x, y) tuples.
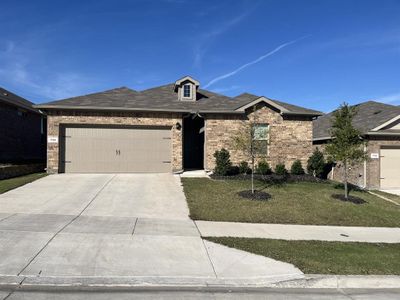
(183, 116), (204, 169)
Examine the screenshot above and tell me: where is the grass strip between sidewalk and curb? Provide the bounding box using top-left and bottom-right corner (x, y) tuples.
(205, 237), (400, 275)
(0, 173), (47, 194)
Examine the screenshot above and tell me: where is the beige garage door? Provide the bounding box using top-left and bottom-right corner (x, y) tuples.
(62, 126), (172, 173)
(380, 148), (400, 189)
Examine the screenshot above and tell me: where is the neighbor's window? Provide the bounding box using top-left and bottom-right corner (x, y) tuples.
(254, 124), (269, 140)
(183, 84), (191, 98)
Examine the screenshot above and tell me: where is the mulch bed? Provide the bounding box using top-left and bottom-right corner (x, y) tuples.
(331, 193), (367, 204)
(237, 190), (271, 200)
(210, 173), (326, 184)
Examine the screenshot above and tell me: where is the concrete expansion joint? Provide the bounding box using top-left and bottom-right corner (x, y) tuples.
(0, 213), (17, 224)
(193, 221), (218, 279)
(15, 175), (116, 276)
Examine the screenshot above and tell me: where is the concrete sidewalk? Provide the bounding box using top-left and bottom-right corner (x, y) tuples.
(195, 221), (400, 243)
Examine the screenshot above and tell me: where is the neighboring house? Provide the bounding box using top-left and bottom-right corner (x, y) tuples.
(35, 76), (322, 174)
(0, 87), (46, 163)
(313, 101), (400, 190)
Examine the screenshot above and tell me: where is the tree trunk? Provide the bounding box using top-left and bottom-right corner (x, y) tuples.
(344, 160), (348, 200)
(251, 156), (255, 194)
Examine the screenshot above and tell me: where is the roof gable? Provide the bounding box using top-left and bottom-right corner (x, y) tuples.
(313, 101), (400, 140)
(233, 93), (322, 116)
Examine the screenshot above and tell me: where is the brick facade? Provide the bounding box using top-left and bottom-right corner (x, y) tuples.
(46, 110), (183, 173)
(314, 136), (400, 189)
(205, 103), (314, 171)
(46, 104), (315, 174)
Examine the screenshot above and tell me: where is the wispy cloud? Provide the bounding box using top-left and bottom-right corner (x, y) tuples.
(377, 92), (400, 105)
(204, 36), (309, 89)
(193, 7), (255, 68)
(0, 40), (99, 101)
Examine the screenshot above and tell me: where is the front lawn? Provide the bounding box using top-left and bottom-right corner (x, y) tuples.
(0, 173), (47, 194)
(182, 178), (400, 227)
(206, 237), (400, 275)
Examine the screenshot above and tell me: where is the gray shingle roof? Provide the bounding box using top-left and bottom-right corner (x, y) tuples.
(313, 101), (400, 140)
(35, 83), (322, 116)
(0, 87), (41, 114)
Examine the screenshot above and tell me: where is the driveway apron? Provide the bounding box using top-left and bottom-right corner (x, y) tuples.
(0, 174), (302, 283)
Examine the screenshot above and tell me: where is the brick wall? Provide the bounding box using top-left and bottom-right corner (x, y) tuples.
(314, 136), (400, 189)
(46, 110), (183, 173)
(205, 103), (314, 171)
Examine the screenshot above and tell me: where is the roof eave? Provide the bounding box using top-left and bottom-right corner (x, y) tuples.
(1, 98), (43, 114)
(282, 111), (323, 117)
(33, 105), (244, 114)
(366, 131), (400, 136)
(312, 136), (332, 142)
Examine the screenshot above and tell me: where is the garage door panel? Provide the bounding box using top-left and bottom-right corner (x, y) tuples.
(62, 126), (172, 173)
(380, 148), (400, 189)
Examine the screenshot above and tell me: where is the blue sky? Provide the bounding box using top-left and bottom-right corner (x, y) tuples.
(0, 0), (399, 112)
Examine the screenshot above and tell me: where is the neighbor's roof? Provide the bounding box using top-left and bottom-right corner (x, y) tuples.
(35, 83), (322, 116)
(313, 101), (400, 140)
(0, 87), (41, 114)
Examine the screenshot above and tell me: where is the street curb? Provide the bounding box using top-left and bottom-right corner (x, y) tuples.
(0, 275), (399, 290)
(275, 275), (400, 289)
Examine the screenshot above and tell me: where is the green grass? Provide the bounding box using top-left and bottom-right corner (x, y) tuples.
(372, 190), (400, 205)
(206, 237), (400, 275)
(182, 178), (400, 227)
(0, 173), (47, 194)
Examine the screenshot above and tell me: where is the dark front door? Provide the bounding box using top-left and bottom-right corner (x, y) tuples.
(183, 116), (204, 169)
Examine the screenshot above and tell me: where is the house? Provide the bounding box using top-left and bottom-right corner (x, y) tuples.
(0, 87), (46, 163)
(35, 76), (322, 174)
(313, 101), (400, 190)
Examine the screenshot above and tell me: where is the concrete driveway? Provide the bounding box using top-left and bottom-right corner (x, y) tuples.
(0, 174), (302, 284)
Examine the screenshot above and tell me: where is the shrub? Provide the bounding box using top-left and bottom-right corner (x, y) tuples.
(307, 148), (326, 178)
(228, 166), (240, 176)
(238, 161), (251, 175)
(213, 148), (232, 176)
(256, 160), (272, 175)
(275, 163), (288, 176)
(290, 160), (305, 175)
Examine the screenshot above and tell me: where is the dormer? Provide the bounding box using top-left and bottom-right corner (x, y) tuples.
(174, 76), (200, 101)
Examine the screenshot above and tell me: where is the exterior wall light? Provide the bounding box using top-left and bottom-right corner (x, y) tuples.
(175, 122), (182, 130)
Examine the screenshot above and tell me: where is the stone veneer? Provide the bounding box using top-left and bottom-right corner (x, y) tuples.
(205, 103), (314, 171)
(314, 136), (400, 189)
(46, 110), (183, 173)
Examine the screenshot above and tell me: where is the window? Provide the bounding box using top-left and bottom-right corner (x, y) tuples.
(183, 84), (191, 98)
(254, 124), (269, 155)
(254, 124), (269, 140)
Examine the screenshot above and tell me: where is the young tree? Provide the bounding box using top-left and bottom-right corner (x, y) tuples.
(325, 103), (367, 200)
(307, 148), (326, 178)
(231, 107), (268, 194)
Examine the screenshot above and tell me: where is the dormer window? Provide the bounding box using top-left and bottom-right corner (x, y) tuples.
(174, 76), (200, 101)
(183, 84), (191, 98)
